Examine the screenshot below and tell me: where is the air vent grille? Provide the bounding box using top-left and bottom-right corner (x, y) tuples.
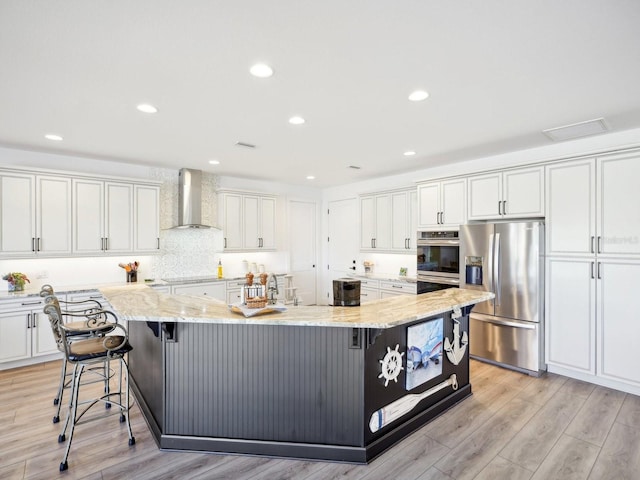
(543, 118), (609, 142)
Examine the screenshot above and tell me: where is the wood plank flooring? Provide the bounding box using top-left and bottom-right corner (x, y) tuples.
(1, 359), (639, 479)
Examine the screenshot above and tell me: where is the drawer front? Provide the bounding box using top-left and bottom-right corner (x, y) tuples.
(379, 281), (417, 294)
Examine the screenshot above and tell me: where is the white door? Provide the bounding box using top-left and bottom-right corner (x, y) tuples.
(417, 182), (440, 228)
(134, 185), (160, 252)
(37, 175), (72, 255)
(259, 196), (276, 249)
(503, 167), (544, 218)
(0, 311), (31, 362)
(391, 191), (408, 250)
(545, 257), (596, 374)
(221, 192), (243, 250)
(73, 178), (104, 253)
(327, 198), (358, 305)
(467, 173), (502, 220)
(289, 199), (317, 305)
(441, 178), (467, 227)
(598, 152), (640, 256)
(243, 195), (260, 249)
(360, 196), (376, 249)
(598, 260), (640, 385)
(545, 159), (596, 256)
(105, 182), (133, 252)
(0, 173), (35, 255)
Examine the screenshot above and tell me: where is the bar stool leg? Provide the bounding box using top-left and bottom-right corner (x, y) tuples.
(59, 363), (84, 471)
(52, 360), (69, 423)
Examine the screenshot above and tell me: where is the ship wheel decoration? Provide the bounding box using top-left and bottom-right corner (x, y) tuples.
(378, 344), (404, 387)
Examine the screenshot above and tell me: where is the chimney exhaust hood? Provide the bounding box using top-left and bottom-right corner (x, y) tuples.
(171, 168), (218, 229)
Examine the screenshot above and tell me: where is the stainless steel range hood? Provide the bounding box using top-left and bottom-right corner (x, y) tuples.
(171, 168), (217, 229)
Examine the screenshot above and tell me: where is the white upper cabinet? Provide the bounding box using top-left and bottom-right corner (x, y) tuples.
(391, 190), (417, 251)
(598, 152), (640, 256)
(546, 152), (640, 257)
(360, 188), (415, 252)
(134, 184), (160, 252)
(467, 166), (544, 220)
(546, 159), (596, 256)
(0, 172), (71, 256)
(417, 178), (466, 230)
(360, 193), (392, 250)
(219, 191), (277, 251)
(73, 179), (133, 254)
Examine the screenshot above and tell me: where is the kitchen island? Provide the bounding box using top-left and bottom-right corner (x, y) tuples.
(100, 284), (493, 463)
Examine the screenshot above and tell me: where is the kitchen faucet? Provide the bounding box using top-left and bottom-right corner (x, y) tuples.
(267, 274), (279, 304)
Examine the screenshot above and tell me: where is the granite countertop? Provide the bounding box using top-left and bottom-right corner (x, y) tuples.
(99, 284), (493, 329)
(0, 274), (289, 301)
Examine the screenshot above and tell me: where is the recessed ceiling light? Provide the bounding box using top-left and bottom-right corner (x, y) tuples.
(306, 175), (315, 180)
(408, 90), (429, 102)
(44, 134), (63, 141)
(249, 63), (274, 78)
(404, 151), (416, 156)
(136, 103), (158, 113)
(289, 116), (305, 125)
(208, 160), (220, 165)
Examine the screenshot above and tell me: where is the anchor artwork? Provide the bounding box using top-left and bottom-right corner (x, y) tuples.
(444, 306), (468, 366)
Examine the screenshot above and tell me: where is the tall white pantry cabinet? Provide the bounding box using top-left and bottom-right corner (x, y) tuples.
(545, 151), (640, 392)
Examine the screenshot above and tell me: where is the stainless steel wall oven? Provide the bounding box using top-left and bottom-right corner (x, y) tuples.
(416, 231), (460, 293)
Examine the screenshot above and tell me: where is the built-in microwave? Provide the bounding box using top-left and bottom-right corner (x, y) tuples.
(417, 231), (460, 293)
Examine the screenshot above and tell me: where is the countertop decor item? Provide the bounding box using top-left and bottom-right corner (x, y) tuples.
(2, 272), (30, 291)
(118, 261), (139, 282)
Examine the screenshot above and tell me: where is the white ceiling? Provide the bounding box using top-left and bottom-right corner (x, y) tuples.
(1, 1), (640, 188)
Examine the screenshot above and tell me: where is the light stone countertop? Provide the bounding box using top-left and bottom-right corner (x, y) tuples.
(99, 284), (494, 329)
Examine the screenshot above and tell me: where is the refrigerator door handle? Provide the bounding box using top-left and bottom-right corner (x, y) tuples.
(494, 232), (501, 306)
(471, 315), (537, 330)
(487, 233), (495, 296)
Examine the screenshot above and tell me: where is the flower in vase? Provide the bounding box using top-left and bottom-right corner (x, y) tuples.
(2, 272), (30, 291)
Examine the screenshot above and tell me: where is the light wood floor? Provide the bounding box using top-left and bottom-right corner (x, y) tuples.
(1, 359), (639, 480)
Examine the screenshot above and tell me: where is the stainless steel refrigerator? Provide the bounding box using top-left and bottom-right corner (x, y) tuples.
(459, 221), (545, 375)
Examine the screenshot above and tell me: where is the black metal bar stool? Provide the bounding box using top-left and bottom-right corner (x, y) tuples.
(43, 296), (135, 472)
(40, 285), (116, 423)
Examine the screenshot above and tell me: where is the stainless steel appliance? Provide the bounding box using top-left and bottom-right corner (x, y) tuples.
(333, 278), (361, 306)
(417, 231), (460, 293)
(459, 221), (545, 376)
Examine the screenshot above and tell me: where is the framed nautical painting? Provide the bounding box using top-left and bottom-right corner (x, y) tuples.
(405, 317), (444, 390)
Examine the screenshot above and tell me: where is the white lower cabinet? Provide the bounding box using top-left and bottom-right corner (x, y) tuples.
(598, 261), (640, 385)
(0, 297), (58, 365)
(546, 257), (596, 374)
(358, 278), (416, 302)
(379, 280), (417, 298)
(226, 279), (245, 304)
(171, 282), (226, 301)
(546, 257), (640, 391)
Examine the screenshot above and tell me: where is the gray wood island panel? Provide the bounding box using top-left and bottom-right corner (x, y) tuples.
(101, 285), (493, 463)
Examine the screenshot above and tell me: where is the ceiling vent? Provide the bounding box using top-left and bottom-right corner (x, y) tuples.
(543, 118), (609, 142)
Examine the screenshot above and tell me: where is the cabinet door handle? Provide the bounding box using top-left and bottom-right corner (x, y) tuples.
(597, 262), (602, 279)
(37, 237), (41, 252)
(591, 261), (595, 279)
(105, 237), (109, 251)
(27, 313), (31, 329)
(597, 236), (602, 254)
(441, 211), (445, 224)
(31, 237), (36, 252)
(371, 238), (374, 248)
(21, 301), (41, 306)
(502, 200), (507, 215)
(224, 237), (227, 249)
(157, 237), (160, 250)
(591, 236), (595, 253)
